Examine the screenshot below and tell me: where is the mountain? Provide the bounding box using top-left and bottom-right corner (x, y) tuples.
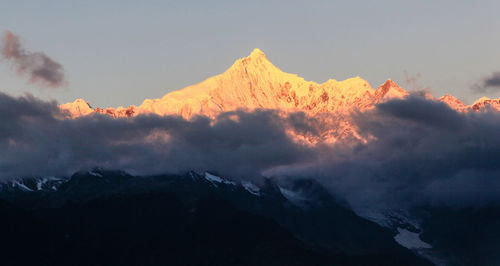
(57, 49), (405, 119)
(130, 49), (404, 118)
(60, 49), (499, 119)
(415, 206), (500, 265)
(5, 169), (500, 265)
(439, 94), (467, 111)
(0, 169), (431, 266)
(470, 97), (500, 111)
(26, 49), (500, 265)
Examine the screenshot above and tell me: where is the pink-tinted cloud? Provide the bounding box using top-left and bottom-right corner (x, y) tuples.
(0, 30), (66, 88)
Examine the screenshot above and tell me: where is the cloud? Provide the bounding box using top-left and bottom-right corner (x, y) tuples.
(0, 30), (66, 88)
(0, 91), (317, 181)
(375, 95), (463, 130)
(272, 94), (500, 210)
(2, 91), (500, 211)
(472, 72), (500, 93)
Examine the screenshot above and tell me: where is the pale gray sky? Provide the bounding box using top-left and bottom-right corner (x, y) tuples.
(1, 0), (499, 107)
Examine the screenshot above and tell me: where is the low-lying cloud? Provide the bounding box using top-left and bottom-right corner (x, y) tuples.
(1, 91), (500, 210)
(0, 91), (317, 181)
(278, 95), (500, 211)
(0, 30), (66, 88)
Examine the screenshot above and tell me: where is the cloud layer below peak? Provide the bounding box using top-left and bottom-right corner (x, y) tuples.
(2, 91), (500, 211)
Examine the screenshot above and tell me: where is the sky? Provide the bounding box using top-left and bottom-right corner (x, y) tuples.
(0, 0), (499, 107)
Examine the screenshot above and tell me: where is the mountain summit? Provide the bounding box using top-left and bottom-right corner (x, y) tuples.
(61, 49), (404, 118)
(133, 48), (385, 118)
(60, 49), (499, 118)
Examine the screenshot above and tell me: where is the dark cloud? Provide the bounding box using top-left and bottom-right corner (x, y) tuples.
(0, 30), (66, 88)
(375, 95), (463, 130)
(472, 72), (500, 93)
(272, 94), (500, 211)
(2, 91), (500, 211)
(0, 91), (317, 181)
(484, 72), (500, 87)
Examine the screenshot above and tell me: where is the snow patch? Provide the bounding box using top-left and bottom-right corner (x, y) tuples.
(88, 171), (103, 177)
(394, 228), (432, 249)
(12, 181), (33, 192)
(189, 171), (198, 181)
(36, 179), (44, 190)
(204, 172), (236, 186)
(36, 177), (50, 190)
(242, 181), (260, 196)
(359, 209), (420, 231)
(279, 187), (307, 205)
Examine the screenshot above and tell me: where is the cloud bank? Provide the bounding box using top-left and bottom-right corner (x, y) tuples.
(1, 91), (500, 210)
(0, 30), (66, 88)
(0, 91), (317, 180)
(279, 95), (500, 210)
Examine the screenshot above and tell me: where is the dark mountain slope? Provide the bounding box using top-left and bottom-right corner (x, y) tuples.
(0, 170), (431, 265)
(418, 206), (500, 266)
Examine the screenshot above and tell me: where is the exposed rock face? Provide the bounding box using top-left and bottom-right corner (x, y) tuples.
(60, 48), (499, 120)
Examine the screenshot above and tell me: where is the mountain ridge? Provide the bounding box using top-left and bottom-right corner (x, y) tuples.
(59, 49), (409, 118)
(60, 49), (500, 118)
(0, 169), (432, 266)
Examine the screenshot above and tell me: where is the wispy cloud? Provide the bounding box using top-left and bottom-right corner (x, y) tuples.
(0, 30), (66, 88)
(472, 72), (500, 93)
